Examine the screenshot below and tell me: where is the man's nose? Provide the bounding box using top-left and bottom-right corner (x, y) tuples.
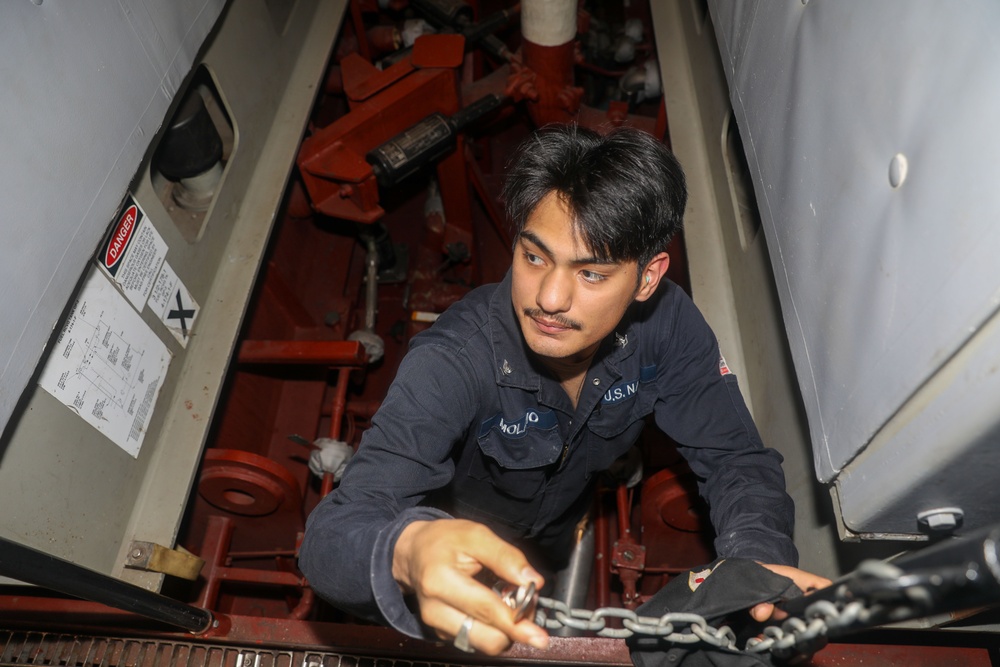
(537, 270), (572, 314)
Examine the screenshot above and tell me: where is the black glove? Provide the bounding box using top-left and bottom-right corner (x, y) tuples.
(628, 559), (804, 667)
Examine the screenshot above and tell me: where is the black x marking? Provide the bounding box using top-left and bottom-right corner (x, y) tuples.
(167, 290), (195, 338)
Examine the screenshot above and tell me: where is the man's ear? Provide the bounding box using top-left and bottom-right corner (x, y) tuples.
(635, 252), (670, 302)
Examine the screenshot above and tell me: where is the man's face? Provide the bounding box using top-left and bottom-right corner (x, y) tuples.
(511, 192), (644, 365)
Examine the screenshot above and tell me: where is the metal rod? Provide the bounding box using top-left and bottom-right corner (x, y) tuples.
(363, 235), (378, 331)
(0, 535), (213, 633)
(322, 368), (353, 497)
(551, 521), (595, 637)
(385, 3), (517, 66)
(616, 483), (631, 540)
(594, 489), (611, 609)
(238, 339), (366, 365)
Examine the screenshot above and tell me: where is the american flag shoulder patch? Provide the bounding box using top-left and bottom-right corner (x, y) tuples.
(719, 353), (731, 376)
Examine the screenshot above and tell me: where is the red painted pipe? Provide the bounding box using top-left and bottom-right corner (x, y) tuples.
(616, 483), (631, 540)
(322, 367), (353, 497)
(238, 340), (366, 366)
(521, 39), (579, 125)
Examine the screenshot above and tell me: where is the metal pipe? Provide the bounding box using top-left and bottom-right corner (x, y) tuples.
(616, 483), (631, 540)
(0, 535), (212, 633)
(382, 4), (517, 67)
(322, 368), (353, 497)
(237, 339), (366, 365)
(551, 521), (595, 637)
(594, 490), (611, 609)
(195, 514), (233, 610)
(519, 0), (580, 125)
(348, 0), (371, 61)
(345, 236), (384, 363)
(364, 235), (378, 331)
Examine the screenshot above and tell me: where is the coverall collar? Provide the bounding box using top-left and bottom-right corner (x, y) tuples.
(488, 270), (639, 394)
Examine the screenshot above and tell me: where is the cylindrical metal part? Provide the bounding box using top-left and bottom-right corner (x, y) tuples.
(366, 96), (507, 188)
(367, 114), (455, 188)
(520, 0), (579, 127)
(173, 161), (224, 212)
(521, 0), (577, 46)
(424, 180), (446, 235)
(551, 522), (595, 637)
(154, 90), (223, 181)
(410, 0), (474, 28)
(381, 4), (515, 67)
(0, 535), (213, 633)
(370, 222), (396, 272)
(451, 94), (507, 130)
(479, 34), (514, 62)
(363, 235), (378, 331)
(782, 524), (1000, 628)
(366, 25), (401, 54)
(460, 7), (517, 46)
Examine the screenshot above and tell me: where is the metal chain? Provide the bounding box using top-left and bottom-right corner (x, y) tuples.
(529, 559), (909, 657)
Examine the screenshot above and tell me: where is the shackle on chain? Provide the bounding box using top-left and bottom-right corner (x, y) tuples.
(494, 581), (539, 622)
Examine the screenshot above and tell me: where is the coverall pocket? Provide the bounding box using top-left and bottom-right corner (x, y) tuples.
(470, 429), (563, 500)
(585, 390), (653, 474)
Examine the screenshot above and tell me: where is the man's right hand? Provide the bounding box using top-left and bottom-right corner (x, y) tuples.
(392, 519), (550, 655)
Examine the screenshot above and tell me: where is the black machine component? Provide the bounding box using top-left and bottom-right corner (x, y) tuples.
(154, 92), (223, 182)
(383, 0), (516, 66)
(409, 0), (474, 27)
(782, 523), (1000, 631)
(365, 94), (507, 188)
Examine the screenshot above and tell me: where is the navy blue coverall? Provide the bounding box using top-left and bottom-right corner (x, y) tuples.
(299, 271), (796, 638)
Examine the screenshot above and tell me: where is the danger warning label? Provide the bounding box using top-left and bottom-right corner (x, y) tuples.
(97, 194), (167, 310)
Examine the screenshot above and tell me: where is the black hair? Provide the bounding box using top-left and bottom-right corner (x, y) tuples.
(502, 124), (687, 272)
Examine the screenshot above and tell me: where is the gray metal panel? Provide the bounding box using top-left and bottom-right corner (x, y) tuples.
(835, 304), (1000, 535)
(0, 0), (224, 437)
(709, 1), (1000, 488)
(651, 0), (843, 575)
(0, 0), (347, 585)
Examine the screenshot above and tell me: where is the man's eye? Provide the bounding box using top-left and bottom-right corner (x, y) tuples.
(524, 251), (544, 265)
(581, 270), (606, 283)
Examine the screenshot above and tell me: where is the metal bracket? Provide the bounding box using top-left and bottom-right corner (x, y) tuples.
(125, 541), (205, 581)
(829, 484), (929, 542)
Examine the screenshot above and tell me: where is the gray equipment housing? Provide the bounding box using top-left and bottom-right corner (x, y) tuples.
(708, 0), (1000, 539)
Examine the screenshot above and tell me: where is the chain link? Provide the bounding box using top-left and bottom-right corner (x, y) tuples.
(530, 559), (909, 658)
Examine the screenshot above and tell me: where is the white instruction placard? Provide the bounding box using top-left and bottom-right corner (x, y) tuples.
(97, 194), (168, 310)
(149, 261), (200, 347)
(38, 266), (172, 458)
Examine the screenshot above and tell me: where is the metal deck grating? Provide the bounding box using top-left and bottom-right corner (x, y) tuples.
(0, 632), (468, 667)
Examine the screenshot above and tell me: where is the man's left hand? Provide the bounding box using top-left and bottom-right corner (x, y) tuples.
(749, 564), (832, 622)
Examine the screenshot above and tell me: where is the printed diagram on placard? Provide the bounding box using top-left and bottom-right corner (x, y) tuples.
(39, 266), (171, 458)
(73, 317), (146, 413)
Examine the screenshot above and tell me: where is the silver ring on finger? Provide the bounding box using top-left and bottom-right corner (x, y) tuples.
(454, 615), (475, 653)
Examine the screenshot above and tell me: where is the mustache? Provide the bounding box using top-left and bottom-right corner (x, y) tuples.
(523, 308), (583, 331)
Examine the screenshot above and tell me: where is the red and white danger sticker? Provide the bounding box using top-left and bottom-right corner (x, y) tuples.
(97, 194), (167, 310)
